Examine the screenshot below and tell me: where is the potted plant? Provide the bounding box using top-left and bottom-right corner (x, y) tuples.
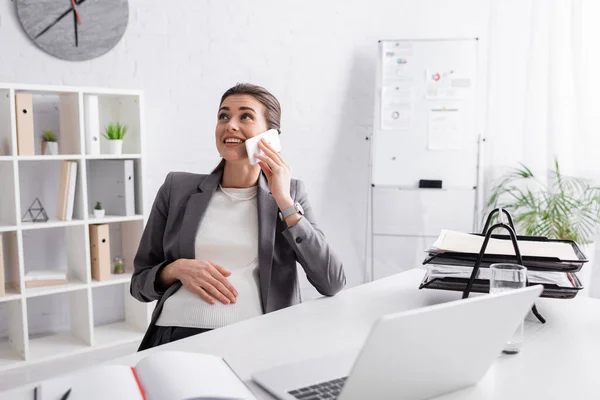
(113, 256), (124, 274)
(487, 160), (600, 295)
(103, 123), (128, 155)
(41, 130), (58, 155)
(93, 201), (105, 218)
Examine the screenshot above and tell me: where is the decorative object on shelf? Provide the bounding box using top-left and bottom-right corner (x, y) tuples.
(22, 198), (49, 223)
(113, 256), (124, 274)
(15, 0), (129, 62)
(41, 129), (59, 155)
(93, 201), (105, 218)
(103, 123), (128, 155)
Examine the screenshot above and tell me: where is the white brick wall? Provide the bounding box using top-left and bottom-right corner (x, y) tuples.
(0, 0), (491, 294)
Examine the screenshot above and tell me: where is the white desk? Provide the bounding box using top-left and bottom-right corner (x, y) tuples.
(3, 268), (600, 399)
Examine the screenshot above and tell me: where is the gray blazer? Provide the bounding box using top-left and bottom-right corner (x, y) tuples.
(130, 165), (346, 350)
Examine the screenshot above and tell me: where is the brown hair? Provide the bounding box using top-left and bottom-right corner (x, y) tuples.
(220, 83), (281, 134)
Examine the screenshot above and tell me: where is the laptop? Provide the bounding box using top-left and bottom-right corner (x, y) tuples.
(253, 285), (543, 400)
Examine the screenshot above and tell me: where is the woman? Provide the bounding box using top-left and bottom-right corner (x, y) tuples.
(131, 83), (346, 350)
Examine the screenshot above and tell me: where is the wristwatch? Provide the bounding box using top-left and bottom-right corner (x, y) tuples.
(279, 202), (304, 221)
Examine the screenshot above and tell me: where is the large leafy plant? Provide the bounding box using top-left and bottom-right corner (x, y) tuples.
(487, 160), (600, 243)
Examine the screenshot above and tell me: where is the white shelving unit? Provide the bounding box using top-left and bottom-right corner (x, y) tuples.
(0, 83), (150, 373)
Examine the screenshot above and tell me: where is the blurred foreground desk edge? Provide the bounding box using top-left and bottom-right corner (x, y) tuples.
(3, 268), (600, 399)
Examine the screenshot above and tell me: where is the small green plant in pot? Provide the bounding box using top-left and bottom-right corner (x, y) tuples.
(41, 130), (58, 155)
(487, 160), (600, 295)
(103, 123), (128, 155)
(93, 201), (105, 218)
(113, 256), (124, 274)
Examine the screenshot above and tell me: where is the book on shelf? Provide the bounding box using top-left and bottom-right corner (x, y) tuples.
(25, 270), (67, 281)
(65, 161), (78, 221)
(56, 161), (78, 221)
(36, 350), (257, 400)
(24, 270), (68, 288)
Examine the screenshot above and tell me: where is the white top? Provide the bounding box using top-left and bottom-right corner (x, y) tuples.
(5, 269), (600, 399)
(156, 185), (263, 329)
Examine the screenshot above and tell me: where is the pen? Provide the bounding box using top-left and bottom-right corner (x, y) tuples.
(60, 388), (71, 400)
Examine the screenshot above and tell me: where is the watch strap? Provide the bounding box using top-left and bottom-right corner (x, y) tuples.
(280, 205), (298, 220)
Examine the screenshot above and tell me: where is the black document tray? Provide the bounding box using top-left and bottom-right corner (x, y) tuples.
(419, 267), (583, 299)
(423, 234), (587, 272)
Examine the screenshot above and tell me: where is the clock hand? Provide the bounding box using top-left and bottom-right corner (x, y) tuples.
(34, 0), (87, 40)
(71, 0), (82, 25)
(73, 3), (79, 47)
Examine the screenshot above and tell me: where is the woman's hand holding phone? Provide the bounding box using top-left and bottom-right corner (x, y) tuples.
(255, 139), (293, 208)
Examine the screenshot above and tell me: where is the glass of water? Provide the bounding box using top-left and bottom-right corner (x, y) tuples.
(489, 263), (527, 354)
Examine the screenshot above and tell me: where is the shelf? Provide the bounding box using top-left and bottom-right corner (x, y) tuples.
(0, 288), (21, 303)
(0, 300), (26, 370)
(85, 154), (141, 160)
(93, 322), (144, 348)
(24, 281), (87, 298)
(90, 273), (132, 288)
(0, 82), (148, 375)
(0, 342), (24, 368)
(17, 155), (82, 161)
(3, 83), (140, 96)
(20, 219), (85, 231)
(87, 215), (144, 224)
(28, 333), (88, 362)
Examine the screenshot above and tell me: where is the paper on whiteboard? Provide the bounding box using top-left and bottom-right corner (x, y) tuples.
(380, 86), (412, 130)
(382, 42), (414, 82)
(428, 107), (462, 150)
(425, 68), (472, 100)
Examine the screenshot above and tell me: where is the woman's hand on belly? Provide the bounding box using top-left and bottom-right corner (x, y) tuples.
(164, 259), (238, 305)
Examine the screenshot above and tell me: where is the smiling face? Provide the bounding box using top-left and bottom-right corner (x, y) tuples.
(216, 94), (269, 164)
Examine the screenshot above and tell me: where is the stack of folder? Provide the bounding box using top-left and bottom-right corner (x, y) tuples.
(420, 222), (586, 299)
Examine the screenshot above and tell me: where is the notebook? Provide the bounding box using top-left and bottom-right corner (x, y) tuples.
(36, 351), (257, 400)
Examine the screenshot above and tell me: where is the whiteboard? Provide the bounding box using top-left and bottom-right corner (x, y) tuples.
(372, 39), (479, 188)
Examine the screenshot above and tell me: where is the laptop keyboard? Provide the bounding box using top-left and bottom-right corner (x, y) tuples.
(288, 377), (347, 400)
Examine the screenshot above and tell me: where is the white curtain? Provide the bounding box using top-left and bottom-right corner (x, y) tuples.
(485, 0), (600, 296)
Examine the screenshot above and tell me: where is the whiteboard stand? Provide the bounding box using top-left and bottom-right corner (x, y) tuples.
(365, 38), (483, 282)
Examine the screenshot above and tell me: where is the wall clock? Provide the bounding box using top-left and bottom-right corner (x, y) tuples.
(16, 0), (129, 62)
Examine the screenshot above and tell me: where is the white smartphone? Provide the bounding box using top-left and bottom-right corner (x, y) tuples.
(245, 129), (282, 165)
